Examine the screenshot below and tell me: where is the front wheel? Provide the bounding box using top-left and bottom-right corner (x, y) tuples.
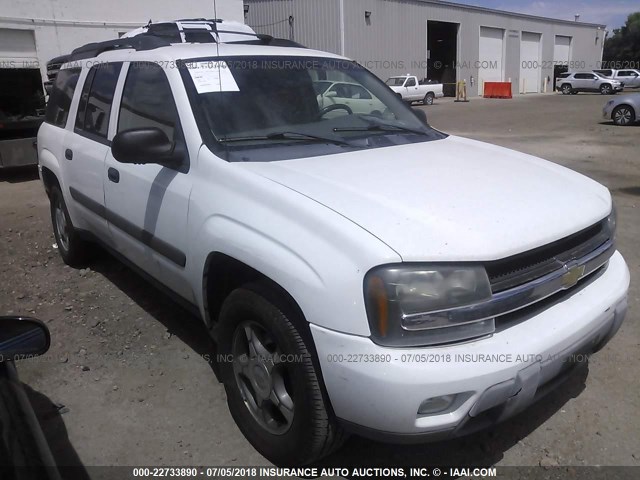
(600, 84), (613, 95)
(612, 105), (635, 126)
(218, 283), (345, 465)
(424, 92), (435, 105)
(49, 185), (92, 267)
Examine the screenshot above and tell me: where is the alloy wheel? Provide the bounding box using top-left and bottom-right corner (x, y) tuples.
(614, 107), (632, 125)
(231, 321), (294, 435)
(54, 198), (70, 252)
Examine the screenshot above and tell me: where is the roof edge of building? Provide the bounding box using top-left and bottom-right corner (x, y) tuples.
(415, 0), (607, 29)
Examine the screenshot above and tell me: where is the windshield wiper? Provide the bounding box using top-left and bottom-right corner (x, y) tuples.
(220, 131), (353, 146)
(333, 117), (429, 136)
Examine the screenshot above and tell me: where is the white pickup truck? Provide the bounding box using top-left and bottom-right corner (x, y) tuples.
(38, 20), (629, 466)
(386, 74), (444, 105)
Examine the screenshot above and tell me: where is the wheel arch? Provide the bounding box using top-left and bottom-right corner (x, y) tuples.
(202, 252), (308, 335)
(38, 147), (63, 197)
(40, 165), (61, 197)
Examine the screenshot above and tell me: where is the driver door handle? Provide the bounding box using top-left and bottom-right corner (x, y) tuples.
(108, 167), (120, 183)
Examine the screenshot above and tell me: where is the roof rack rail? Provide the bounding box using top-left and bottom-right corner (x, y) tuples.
(50, 20), (307, 69)
(233, 34), (307, 48)
(69, 35), (171, 61)
(175, 18), (223, 23)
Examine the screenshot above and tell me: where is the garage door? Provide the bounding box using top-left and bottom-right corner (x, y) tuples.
(478, 27), (504, 94)
(0, 28), (38, 65)
(520, 31), (542, 93)
(554, 35), (571, 63)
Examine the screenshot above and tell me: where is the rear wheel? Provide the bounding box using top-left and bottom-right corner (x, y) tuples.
(600, 83), (613, 95)
(424, 92), (435, 105)
(218, 283), (345, 465)
(49, 185), (91, 267)
(561, 84), (573, 95)
(612, 105), (635, 126)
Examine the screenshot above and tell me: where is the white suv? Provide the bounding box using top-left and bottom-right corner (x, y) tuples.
(38, 21), (629, 465)
(556, 71), (624, 95)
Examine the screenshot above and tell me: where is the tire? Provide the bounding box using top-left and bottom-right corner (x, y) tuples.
(612, 105), (636, 126)
(49, 185), (91, 267)
(600, 83), (613, 95)
(424, 92), (435, 105)
(218, 283), (345, 465)
(561, 84), (573, 95)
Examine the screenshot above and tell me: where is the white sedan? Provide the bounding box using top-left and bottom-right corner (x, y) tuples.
(315, 81), (388, 117)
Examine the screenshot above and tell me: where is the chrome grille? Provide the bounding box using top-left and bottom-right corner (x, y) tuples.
(486, 219), (610, 293)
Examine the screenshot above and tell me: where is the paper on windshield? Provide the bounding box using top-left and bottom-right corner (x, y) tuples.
(188, 61), (239, 94)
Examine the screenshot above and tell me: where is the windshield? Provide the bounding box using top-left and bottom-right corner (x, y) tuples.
(181, 56), (444, 162)
(385, 77), (407, 86)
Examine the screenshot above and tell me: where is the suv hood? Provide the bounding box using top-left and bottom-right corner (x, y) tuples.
(239, 135), (611, 261)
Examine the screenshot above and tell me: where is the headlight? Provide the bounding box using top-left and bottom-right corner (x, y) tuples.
(364, 265), (493, 347)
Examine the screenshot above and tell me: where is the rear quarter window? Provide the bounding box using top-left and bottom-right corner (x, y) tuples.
(44, 68), (81, 128)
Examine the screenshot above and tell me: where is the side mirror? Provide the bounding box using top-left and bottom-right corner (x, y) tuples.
(325, 91), (338, 98)
(0, 317), (50, 362)
(112, 128), (183, 166)
(412, 108), (428, 125)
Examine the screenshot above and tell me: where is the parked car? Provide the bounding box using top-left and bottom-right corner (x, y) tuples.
(385, 74), (444, 105)
(0, 316), (59, 480)
(603, 94), (640, 126)
(38, 21), (629, 466)
(314, 81), (388, 117)
(556, 72), (623, 95)
(593, 69), (640, 89)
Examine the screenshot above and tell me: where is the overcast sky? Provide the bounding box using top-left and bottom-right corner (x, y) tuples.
(445, 0), (637, 30)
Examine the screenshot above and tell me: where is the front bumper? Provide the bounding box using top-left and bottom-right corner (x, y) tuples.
(311, 251), (629, 441)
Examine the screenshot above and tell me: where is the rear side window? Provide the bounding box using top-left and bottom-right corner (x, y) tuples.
(118, 62), (179, 141)
(45, 68), (81, 128)
(75, 63), (122, 140)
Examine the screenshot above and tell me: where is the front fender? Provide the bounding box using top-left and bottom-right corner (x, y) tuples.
(188, 149), (400, 336)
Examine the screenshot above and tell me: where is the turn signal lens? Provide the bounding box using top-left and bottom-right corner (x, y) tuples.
(367, 275), (389, 337)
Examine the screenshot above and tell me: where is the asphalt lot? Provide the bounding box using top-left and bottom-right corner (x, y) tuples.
(1, 91), (638, 472)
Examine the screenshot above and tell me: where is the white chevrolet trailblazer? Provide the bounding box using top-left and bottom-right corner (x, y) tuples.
(38, 20), (629, 465)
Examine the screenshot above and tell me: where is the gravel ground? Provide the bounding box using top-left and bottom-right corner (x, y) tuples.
(0, 91), (638, 474)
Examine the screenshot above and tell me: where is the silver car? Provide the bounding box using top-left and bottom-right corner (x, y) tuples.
(556, 72), (624, 95)
(603, 94), (640, 126)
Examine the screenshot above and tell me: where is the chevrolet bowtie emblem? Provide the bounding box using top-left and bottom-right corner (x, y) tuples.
(562, 265), (586, 289)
